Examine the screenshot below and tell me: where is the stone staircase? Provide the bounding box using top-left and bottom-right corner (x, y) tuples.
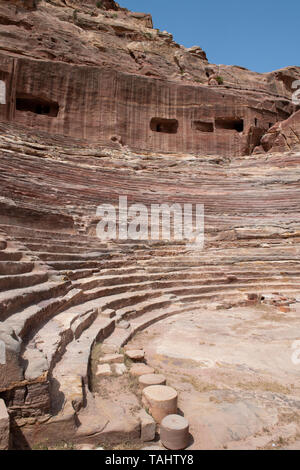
(1, 223), (300, 431)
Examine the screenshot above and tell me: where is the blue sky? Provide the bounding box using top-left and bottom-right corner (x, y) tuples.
(121, 0), (299, 73)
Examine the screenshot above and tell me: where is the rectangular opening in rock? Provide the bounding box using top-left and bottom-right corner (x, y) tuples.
(16, 94), (59, 117)
(192, 120), (214, 132)
(150, 118), (178, 134)
(215, 118), (244, 132)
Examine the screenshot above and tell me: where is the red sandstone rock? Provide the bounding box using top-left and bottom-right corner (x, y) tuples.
(0, 399), (9, 450)
(0, 0), (300, 451)
(0, 1), (298, 156)
(261, 109), (300, 153)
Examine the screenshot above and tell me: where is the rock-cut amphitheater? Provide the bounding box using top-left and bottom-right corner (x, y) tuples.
(0, 0), (300, 451)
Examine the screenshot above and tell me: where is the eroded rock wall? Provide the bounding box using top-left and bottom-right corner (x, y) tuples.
(0, 0), (299, 156)
(261, 109), (300, 153)
(0, 53), (296, 156)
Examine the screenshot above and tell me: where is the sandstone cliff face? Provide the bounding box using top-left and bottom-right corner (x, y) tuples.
(0, 0), (299, 156)
(0, 0), (300, 450)
(261, 109), (300, 153)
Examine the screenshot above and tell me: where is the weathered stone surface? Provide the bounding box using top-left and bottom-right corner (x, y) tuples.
(261, 109), (300, 153)
(138, 409), (156, 442)
(0, 1), (298, 157)
(142, 385), (178, 423)
(139, 374), (167, 390)
(0, 0), (299, 452)
(130, 363), (155, 377)
(0, 399), (9, 450)
(160, 414), (190, 450)
(101, 343), (119, 354)
(113, 363), (127, 376)
(117, 320), (130, 330)
(101, 308), (116, 318)
(99, 354), (124, 365)
(125, 349), (145, 361)
(96, 364), (112, 377)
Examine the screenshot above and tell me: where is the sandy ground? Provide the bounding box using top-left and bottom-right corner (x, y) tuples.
(127, 304), (300, 450)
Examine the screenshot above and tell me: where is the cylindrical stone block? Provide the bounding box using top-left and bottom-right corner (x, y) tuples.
(142, 385), (178, 423)
(139, 374), (166, 390)
(160, 414), (190, 450)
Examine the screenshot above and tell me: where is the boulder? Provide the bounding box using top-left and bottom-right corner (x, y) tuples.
(0, 399), (9, 450)
(138, 409), (156, 442)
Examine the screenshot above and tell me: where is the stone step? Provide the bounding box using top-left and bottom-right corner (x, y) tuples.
(0, 261), (34, 275)
(116, 296), (174, 321)
(140, 254), (300, 268)
(47, 259), (126, 271)
(0, 280), (71, 321)
(5, 287), (79, 341)
(166, 281), (300, 299)
(82, 285), (168, 315)
(177, 286), (300, 304)
(103, 304), (194, 351)
(0, 272), (49, 292)
(75, 271), (299, 293)
(100, 266), (145, 277)
(22, 299), (97, 380)
(50, 316), (114, 416)
(24, 242), (110, 254)
(57, 268), (100, 280)
(0, 251), (23, 262)
(85, 279), (300, 315)
(78, 275), (300, 302)
(0, 225), (106, 244)
(0, 288), (82, 389)
(31, 251), (112, 262)
(14, 236), (108, 249)
(144, 262), (300, 274)
(7, 293), (173, 384)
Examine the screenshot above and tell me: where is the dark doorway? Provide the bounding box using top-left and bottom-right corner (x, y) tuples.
(16, 94), (59, 117)
(150, 118), (179, 134)
(215, 118), (244, 133)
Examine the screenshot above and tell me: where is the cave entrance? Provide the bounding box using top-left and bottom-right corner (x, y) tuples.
(150, 118), (178, 134)
(192, 120), (214, 132)
(16, 94), (59, 117)
(215, 118), (244, 133)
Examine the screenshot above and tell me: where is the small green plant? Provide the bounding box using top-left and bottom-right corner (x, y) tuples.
(73, 9), (78, 23)
(216, 76), (224, 85)
(96, 1), (103, 8)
